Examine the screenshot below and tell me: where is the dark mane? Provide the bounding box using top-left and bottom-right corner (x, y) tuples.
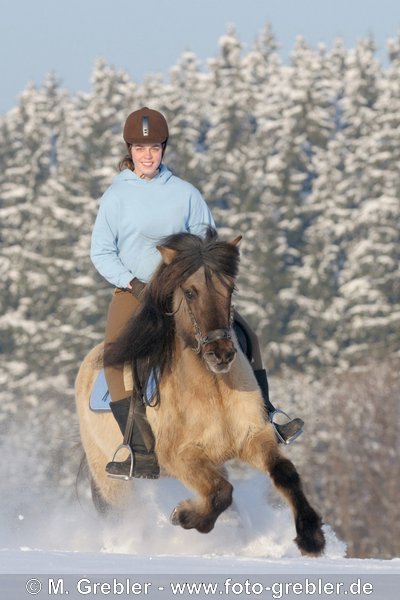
(103, 228), (240, 403)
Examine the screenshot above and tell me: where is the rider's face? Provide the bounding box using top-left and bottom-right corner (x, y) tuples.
(130, 143), (163, 178)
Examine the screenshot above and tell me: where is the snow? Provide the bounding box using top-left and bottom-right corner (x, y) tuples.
(0, 470), (339, 561)
(1, 469), (399, 600)
(1, 548), (399, 576)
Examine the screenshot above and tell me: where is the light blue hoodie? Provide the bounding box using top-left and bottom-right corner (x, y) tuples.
(90, 165), (215, 287)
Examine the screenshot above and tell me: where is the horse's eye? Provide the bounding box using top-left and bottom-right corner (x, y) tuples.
(184, 288), (196, 301)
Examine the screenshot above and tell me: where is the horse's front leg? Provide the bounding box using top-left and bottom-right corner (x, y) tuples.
(241, 427), (325, 557)
(167, 446), (233, 534)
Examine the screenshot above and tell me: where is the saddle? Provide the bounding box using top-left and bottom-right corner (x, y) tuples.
(89, 368), (157, 412)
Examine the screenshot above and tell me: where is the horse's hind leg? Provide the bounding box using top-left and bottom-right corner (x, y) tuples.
(168, 447), (233, 534)
(242, 429), (325, 556)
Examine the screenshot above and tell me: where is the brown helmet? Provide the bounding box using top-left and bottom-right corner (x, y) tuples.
(123, 107), (169, 146)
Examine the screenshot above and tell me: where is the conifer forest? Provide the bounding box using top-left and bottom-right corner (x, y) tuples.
(1, 25), (399, 558)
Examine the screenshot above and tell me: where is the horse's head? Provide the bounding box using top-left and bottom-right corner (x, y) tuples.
(155, 229), (241, 374)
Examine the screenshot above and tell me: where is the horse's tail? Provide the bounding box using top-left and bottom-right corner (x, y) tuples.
(75, 444), (112, 515)
(74, 446), (89, 507)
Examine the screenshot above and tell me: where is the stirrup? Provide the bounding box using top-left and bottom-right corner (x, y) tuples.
(106, 443), (134, 481)
(270, 409), (304, 445)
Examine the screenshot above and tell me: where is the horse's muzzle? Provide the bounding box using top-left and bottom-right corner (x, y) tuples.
(203, 340), (237, 373)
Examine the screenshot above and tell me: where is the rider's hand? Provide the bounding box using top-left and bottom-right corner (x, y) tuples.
(128, 277), (146, 300)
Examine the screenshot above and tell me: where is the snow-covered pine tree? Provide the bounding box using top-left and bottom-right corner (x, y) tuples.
(296, 37), (388, 369)
(73, 58), (136, 198)
(251, 37), (335, 368)
(224, 24), (291, 360)
(286, 40), (350, 369)
(336, 35), (400, 366)
(0, 76), (68, 410)
(201, 25), (255, 221)
(160, 51), (209, 185)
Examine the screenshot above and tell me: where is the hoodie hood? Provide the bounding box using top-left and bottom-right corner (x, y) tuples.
(113, 163), (173, 186)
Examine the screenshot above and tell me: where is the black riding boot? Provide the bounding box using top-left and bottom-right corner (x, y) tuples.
(106, 398), (160, 479)
(254, 369), (304, 444)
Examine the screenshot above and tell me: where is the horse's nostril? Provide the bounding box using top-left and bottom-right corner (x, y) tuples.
(223, 349), (236, 363)
(205, 349), (236, 364)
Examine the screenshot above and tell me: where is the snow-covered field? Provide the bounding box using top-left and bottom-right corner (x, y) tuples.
(1, 470), (399, 598)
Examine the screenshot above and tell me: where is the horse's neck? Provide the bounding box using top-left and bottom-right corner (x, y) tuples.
(168, 340), (252, 398)
(168, 341), (218, 392)
(174, 342), (215, 380)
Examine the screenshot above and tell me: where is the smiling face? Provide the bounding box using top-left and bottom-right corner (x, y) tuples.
(130, 143), (163, 178)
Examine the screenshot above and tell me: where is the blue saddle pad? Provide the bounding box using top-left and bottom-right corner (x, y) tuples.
(89, 368), (157, 411)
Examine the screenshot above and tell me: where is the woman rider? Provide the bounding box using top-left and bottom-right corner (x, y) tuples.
(90, 107), (304, 479)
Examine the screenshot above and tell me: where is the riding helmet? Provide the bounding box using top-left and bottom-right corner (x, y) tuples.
(123, 107), (169, 146)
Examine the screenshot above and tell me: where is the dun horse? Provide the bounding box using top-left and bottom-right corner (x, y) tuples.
(75, 229), (325, 556)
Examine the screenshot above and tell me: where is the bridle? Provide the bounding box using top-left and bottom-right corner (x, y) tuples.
(181, 287), (235, 355)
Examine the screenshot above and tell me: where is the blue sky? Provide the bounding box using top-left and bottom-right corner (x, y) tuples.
(1, 0), (400, 115)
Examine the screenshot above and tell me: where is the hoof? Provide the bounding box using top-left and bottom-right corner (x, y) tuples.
(170, 507), (180, 526)
(296, 533), (326, 557)
(170, 504), (215, 533)
(295, 512), (326, 557)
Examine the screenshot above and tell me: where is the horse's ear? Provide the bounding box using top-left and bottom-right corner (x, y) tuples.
(157, 245), (177, 265)
(228, 235), (242, 247)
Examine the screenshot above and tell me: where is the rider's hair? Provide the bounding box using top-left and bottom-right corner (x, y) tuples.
(118, 145), (135, 172)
